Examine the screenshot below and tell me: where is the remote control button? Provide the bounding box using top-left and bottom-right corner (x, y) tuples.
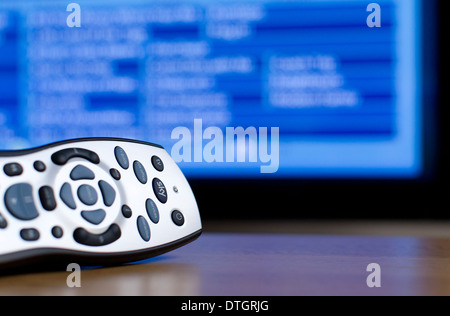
(20, 228), (40, 241)
(122, 205), (132, 218)
(171, 210), (185, 226)
(137, 216), (151, 242)
(5, 183), (39, 220)
(110, 168), (121, 180)
(51, 148), (100, 166)
(39, 186), (57, 211)
(151, 156), (164, 172)
(152, 178), (167, 204)
(73, 224), (121, 247)
(33, 161), (46, 172)
(60, 183), (76, 210)
(70, 165), (95, 180)
(145, 198), (159, 224)
(52, 226), (63, 238)
(81, 209), (106, 225)
(133, 161), (147, 184)
(77, 185), (98, 206)
(114, 146), (129, 169)
(98, 180), (116, 207)
(0, 213), (7, 229)
(4, 163), (23, 177)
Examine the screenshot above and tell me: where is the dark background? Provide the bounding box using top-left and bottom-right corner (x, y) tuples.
(192, 0), (447, 221)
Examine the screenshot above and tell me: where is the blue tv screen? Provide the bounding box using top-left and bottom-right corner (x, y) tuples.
(0, 0), (431, 178)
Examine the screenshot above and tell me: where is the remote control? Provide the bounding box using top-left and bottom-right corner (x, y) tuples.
(0, 138), (202, 270)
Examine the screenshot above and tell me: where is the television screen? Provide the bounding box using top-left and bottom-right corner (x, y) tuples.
(0, 0), (432, 179)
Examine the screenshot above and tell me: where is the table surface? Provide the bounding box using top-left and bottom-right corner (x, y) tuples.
(2, 221), (450, 296)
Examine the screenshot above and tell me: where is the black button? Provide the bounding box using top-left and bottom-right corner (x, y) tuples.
(77, 185), (98, 206)
(73, 224), (121, 247)
(152, 178), (167, 204)
(0, 213), (7, 229)
(20, 228), (40, 241)
(137, 216), (151, 242)
(98, 180), (116, 207)
(60, 182), (76, 210)
(114, 146), (129, 170)
(146, 198), (159, 224)
(110, 168), (121, 180)
(133, 161), (147, 184)
(151, 156), (164, 172)
(52, 226), (63, 238)
(122, 205), (132, 218)
(70, 165), (95, 180)
(171, 210), (185, 226)
(51, 148), (100, 166)
(5, 183), (39, 220)
(33, 161), (46, 172)
(39, 186), (57, 211)
(4, 163), (23, 177)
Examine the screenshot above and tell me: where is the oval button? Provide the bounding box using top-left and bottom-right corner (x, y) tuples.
(137, 216), (151, 242)
(133, 161), (147, 184)
(114, 146), (129, 170)
(146, 198), (159, 224)
(152, 178), (167, 204)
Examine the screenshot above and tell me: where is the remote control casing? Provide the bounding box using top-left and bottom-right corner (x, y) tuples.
(0, 138), (202, 269)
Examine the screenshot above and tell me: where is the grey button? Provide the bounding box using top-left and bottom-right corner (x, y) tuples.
(98, 180), (116, 207)
(20, 228), (40, 241)
(77, 185), (98, 206)
(146, 198), (159, 224)
(0, 213), (7, 229)
(60, 183), (76, 210)
(114, 146), (129, 170)
(5, 183), (39, 220)
(81, 209), (106, 225)
(133, 161), (147, 184)
(70, 165), (95, 180)
(137, 216), (151, 242)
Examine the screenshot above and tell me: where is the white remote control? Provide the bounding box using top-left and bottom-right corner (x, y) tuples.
(0, 138), (202, 269)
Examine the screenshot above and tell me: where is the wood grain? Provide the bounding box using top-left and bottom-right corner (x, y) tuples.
(2, 225), (450, 295)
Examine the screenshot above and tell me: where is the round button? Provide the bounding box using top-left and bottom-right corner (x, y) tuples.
(171, 210), (185, 226)
(110, 168), (121, 180)
(122, 205), (132, 218)
(52, 226), (63, 238)
(77, 185), (98, 206)
(34, 161), (46, 172)
(151, 156), (164, 172)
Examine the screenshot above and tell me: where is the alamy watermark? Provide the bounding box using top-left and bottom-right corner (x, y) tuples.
(171, 119), (280, 174)
(366, 263), (381, 288)
(66, 263), (81, 288)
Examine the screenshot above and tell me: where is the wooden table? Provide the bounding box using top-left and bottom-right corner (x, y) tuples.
(2, 221), (450, 296)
